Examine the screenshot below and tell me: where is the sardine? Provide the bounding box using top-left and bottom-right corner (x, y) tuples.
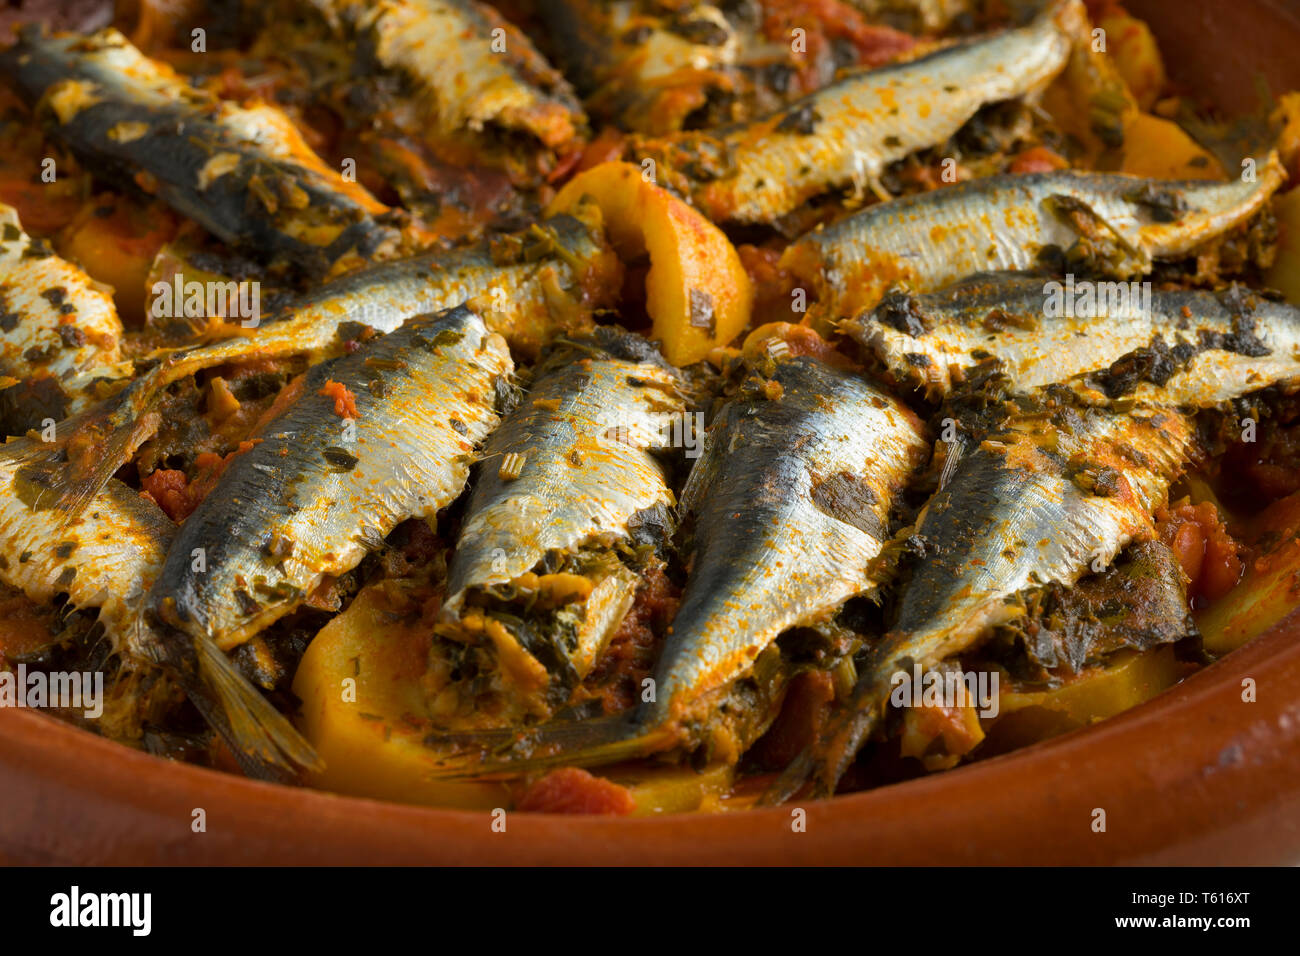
(0, 459), (315, 777)
(310, 0), (586, 174)
(851, 275), (1300, 405)
(5, 212), (618, 517)
(446, 327), (681, 610)
(145, 304), (511, 655)
(1066, 287), (1300, 408)
(634, 0), (1082, 224)
(765, 397), (1195, 800)
(645, 352), (928, 733)
(1006, 539), (1195, 677)
(0, 27), (402, 276)
(538, 0), (741, 134)
(427, 348), (930, 773)
(438, 328), (682, 711)
(537, 0), (914, 134)
(0, 465), (172, 660)
(784, 155), (1287, 322)
(0, 202), (130, 436)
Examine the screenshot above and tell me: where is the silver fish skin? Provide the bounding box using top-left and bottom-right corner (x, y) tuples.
(425, 352), (931, 774)
(0, 28), (400, 276)
(0, 463), (172, 659)
(175, 212), (611, 363)
(444, 328), (682, 613)
(635, 0), (1082, 224)
(0, 202), (130, 435)
(784, 154), (1288, 323)
(647, 355), (929, 734)
(768, 400), (1195, 800)
(537, 0), (915, 134)
(6, 212), (615, 517)
(1066, 289), (1300, 408)
(311, 0), (586, 157)
(146, 304), (511, 654)
(0, 458), (314, 778)
(851, 275), (1300, 404)
(537, 0), (741, 134)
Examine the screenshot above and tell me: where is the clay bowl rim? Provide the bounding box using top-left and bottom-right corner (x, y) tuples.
(3, 604), (1299, 865)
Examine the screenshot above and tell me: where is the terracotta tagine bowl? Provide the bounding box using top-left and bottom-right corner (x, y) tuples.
(2, 0), (1300, 865)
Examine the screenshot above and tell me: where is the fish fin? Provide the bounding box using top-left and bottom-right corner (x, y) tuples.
(0, 425), (85, 485)
(49, 380), (166, 519)
(0, 436), (63, 488)
(423, 713), (669, 779)
(757, 747), (817, 806)
(761, 666), (896, 803)
(864, 527), (915, 596)
(1172, 98), (1280, 177)
(186, 636), (323, 781)
(4, 444), (98, 535)
(937, 434), (967, 490)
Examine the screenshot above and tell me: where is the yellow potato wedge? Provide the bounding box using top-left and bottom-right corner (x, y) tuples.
(983, 647), (1180, 752)
(1273, 91), (1300, 181)
(292, 582), (511, 809)
(294, 579), (731, 813)
(1099, 10), (1167, 112)
(1119, 112), (1224, 180)
(900, 700), (986, 772)
(548, 161), (753, 366)
(605, 763), (734, 816)
(1266, 187), (1300, 305)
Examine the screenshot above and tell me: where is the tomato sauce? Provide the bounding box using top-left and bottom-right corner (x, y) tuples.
(516, 767), (637, 815)
(318, 380), (359, 419)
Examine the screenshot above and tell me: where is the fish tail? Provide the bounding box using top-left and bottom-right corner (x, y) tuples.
(423, 712), (669, 779)
(756, 748), (817, 807)
(0, 435), (61, 492)
(0, 433), (102, 531)
(1172, 97), (1282, 178)
(759, 666), (895, 805)
(50, 376), (167, 518)
(187, 636), (323, 781)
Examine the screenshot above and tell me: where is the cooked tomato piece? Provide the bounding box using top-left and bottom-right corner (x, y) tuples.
(1157, 499), (1244, 603)
(517, 767), (637, 815)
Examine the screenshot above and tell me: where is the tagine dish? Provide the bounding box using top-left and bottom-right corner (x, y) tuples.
(1, 0), (1299, 817)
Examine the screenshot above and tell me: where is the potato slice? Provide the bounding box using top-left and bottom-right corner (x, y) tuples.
(1266, 188), (1300, 305)
(605, 763), (734, 816)
(293, 582), (511, 809)
(983, 647), (1180, 752)
(1274, 91), (1300, 182)
(1098, 10), (1167, 112)
(996, 648), (1179, 724)
(58, 196), (177, 323)
(295, 577), (733, 812)
(1119, 112), (1224, 180)
(548, 161), (753, 366)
